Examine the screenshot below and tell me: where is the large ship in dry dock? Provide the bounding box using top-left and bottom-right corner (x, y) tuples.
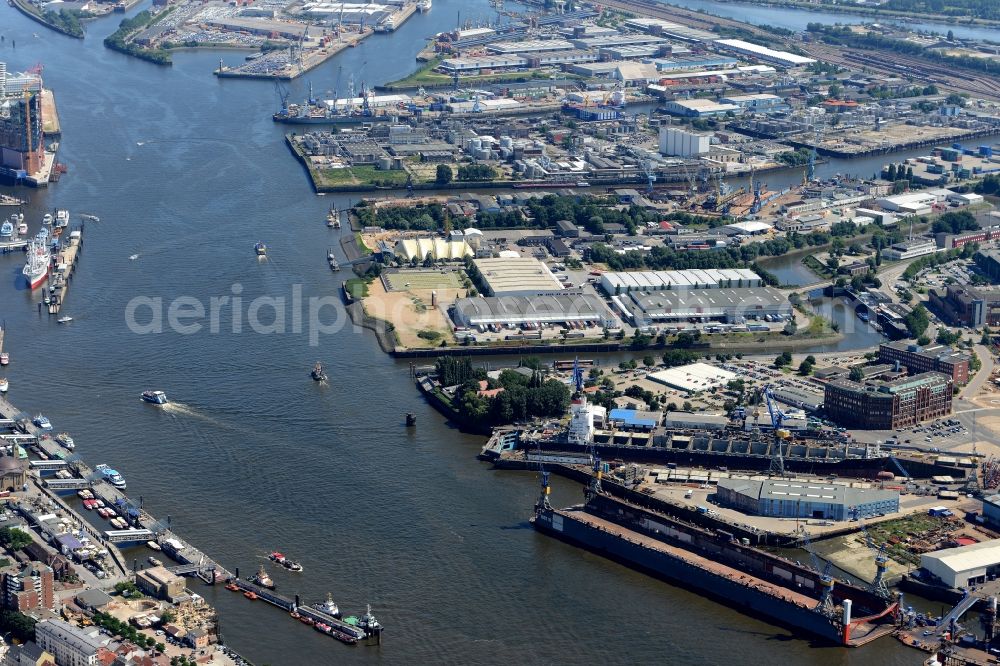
(531, 476), (900, 647)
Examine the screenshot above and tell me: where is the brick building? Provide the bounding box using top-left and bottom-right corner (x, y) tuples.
(2, 563), (54, 613)
(930, 284), (1000, 327)
(878, 341), (970, 385)
(824, 372), (953, 429)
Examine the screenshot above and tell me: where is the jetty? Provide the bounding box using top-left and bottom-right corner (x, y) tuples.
(47, 226), (83, 315)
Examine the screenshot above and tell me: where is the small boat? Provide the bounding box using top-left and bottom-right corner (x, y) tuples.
(299, 616), (315, 626)
(269, 551), (286, 564)
(43, 294), (50, 305)
(225, 583), (240, 592)
(0, 378), (7, 393)
(250, 564), (275, 590)
(0, 353), (7, 366)
(17, 222), (27, 235)
(55, 210), (69, 228)
(327, 248), (339, 271)
(141, 390), (168, 405)
(57, 316), (73, 324)
(42, 213), (52, 226)
(244, 591), (258, 600)
(146, 540), (161, 551)
(95, 464), (126, 489)
(83, 499), (95, 510)
(93, 499), (105, 509)
(254, 241), (267, 257)
(311, 361), (328, 382)
(97, 507), (112, 518)
(80, 214), (100, 222)
(283, 559), (303, 572)
(148, 556), (163, 566)
(111, 517), (128, 529)
(0, 221), (12, 239)
(406, 413), (416, 427)
(55, 432), (75, 450)
(77, 489), (94, 500)
(290, 611), (301, 619)
(33, 414), (52, 430)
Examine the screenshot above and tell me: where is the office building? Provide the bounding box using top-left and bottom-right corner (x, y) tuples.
(824, 372), (953, 429)
(878, 341), (970, 385)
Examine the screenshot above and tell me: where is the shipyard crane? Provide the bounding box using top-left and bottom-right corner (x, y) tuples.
(762, 385), (789, 477)
(749, 168), (764, 216)
(849, 507), (892, 601)
(640, 159), (657, 194)
(274, 80), (291, 115)
(800, 529), (837, 615)
(330, 66), (343, 112)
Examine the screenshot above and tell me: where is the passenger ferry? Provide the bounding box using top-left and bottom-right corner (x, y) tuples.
(141, 390), (168, 405)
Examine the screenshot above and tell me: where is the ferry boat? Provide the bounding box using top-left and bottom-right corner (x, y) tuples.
(55, 433), (75, 450)
(141, 390), (168, 405)
(254, 241), (267, 257)
(54, 210), (69, 228)
(0, 378), (7, 393)
(33, 414), (52, 430)
(311, 362), (328, 382)
(0, 221), (12, 239)
(250, 565), (275, 590)
(22, 240), (50, 290)
(95, 464), (127, 489)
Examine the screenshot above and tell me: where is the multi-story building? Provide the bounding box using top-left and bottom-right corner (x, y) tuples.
(823, 372), (953, 429)
(882, 238), (938, 261)
(34, 620), (105, 666)
(930, 283), (1000, 327)
(975, 248), (1000, 283)
(878, 341), (971, 385)
(2, 563), (54, 613)
(3, 641), (55, 666)
(0, 90), (45, 179)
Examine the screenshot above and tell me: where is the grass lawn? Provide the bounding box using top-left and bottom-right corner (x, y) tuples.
(383, 271), (462, 292)
(315, 165), (410, 189)
(345, 277), (369, 299)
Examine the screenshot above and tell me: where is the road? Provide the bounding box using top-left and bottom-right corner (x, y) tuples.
(963, 343), (995, 399)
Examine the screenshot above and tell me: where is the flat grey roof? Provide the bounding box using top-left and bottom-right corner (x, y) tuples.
(718, 478), (899, 505)
(454, 293), (611, 325)
(628, 287), (788, 316)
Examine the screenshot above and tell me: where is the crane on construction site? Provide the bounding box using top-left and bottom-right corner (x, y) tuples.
(849, 507), (892, 600)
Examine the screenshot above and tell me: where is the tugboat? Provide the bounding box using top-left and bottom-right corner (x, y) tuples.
(268, 551), (303, 572)
(141, 390), (168, 405)
(311, 362), (328, 382)
(254, 241), (267, 257)
(0, 378), (7, 393)
(316, 592), (340, 618)
(355, 604), (382, 638)
(249, 564), (275, 590)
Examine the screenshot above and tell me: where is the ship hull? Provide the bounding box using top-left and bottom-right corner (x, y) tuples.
(24, 267), (47, 290)
(532, 507), (851, 645)
(272, 114), (393, 126)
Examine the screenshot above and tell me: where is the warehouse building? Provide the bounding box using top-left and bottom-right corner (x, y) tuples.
(662, 411), (729, 430)
(920, 539), (1000, 589)
(878, 341), (970, 385)
(599, 268), (761, 295)
(438, 56), (528, 74)
(473, 257), (564, 296)
(771, 386), (824, 413)
(719, 93), (785, 111)
(450, 293), (615, 328)
(713, 39), (816, 67)
(660, 99), (741, 117)
(621, 286), (791, 325)
(716, 479), (899, 520)
(487, 39), (575, 54)
(608, 408), (661, 431)
(823, 372), (953, 430)
(647, 362), (737, 393)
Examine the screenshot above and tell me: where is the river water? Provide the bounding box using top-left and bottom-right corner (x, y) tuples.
(0, 1), (946, 664)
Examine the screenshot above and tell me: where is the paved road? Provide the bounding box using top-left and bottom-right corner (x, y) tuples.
(963, 343), (995, 399)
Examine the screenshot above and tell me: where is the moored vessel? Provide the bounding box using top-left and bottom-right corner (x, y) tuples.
(0, 378), (7, 393)
(95, 464), (127, 489)
(55, 432), (75, 450)
(33, 414), (52, 430)
(22, 239), (50, 289)
(250, 564), (275, 590)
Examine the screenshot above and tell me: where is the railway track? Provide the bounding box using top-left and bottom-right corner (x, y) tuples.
(597, 0), (770, 38)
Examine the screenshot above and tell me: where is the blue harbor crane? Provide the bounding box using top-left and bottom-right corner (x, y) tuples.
(571, 356), (584, 394)
(274, 81), (291, 115)
(849, 507), (892, 600)
(762, 385), (788, 477)
(800, 529), (836, 615)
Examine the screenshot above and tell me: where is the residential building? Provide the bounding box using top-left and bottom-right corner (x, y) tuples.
(716, 478), (898, 520)
(878, 341), (970, 385)
(35, 620), (105, 666)
(3, 642), (55, 666)
(823, 372), (953, 429)
(2, 563), (54, 613)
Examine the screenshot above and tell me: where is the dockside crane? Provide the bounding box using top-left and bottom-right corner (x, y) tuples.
(274, 80), (291, 115)
(849, 507), (892, 601)
(763, 385), (789, 477)
(800, 529), (837, 615)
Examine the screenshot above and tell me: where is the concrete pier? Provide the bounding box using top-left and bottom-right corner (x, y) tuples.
(47, 225), (82, 315)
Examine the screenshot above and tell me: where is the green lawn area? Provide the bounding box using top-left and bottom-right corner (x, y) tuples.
(354, 232), (372, 256)
(383, 271), (462, 291)
(315, 165), (410, 188)
(345, 278), (369, 298)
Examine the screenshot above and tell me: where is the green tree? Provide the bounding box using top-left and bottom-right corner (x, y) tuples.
(642, 355), (655, 367)
(904, 304), (930, 338)
(0, 528), (32, 551)
(435, 164), (453, 185)
(849, 366), (865, 382)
